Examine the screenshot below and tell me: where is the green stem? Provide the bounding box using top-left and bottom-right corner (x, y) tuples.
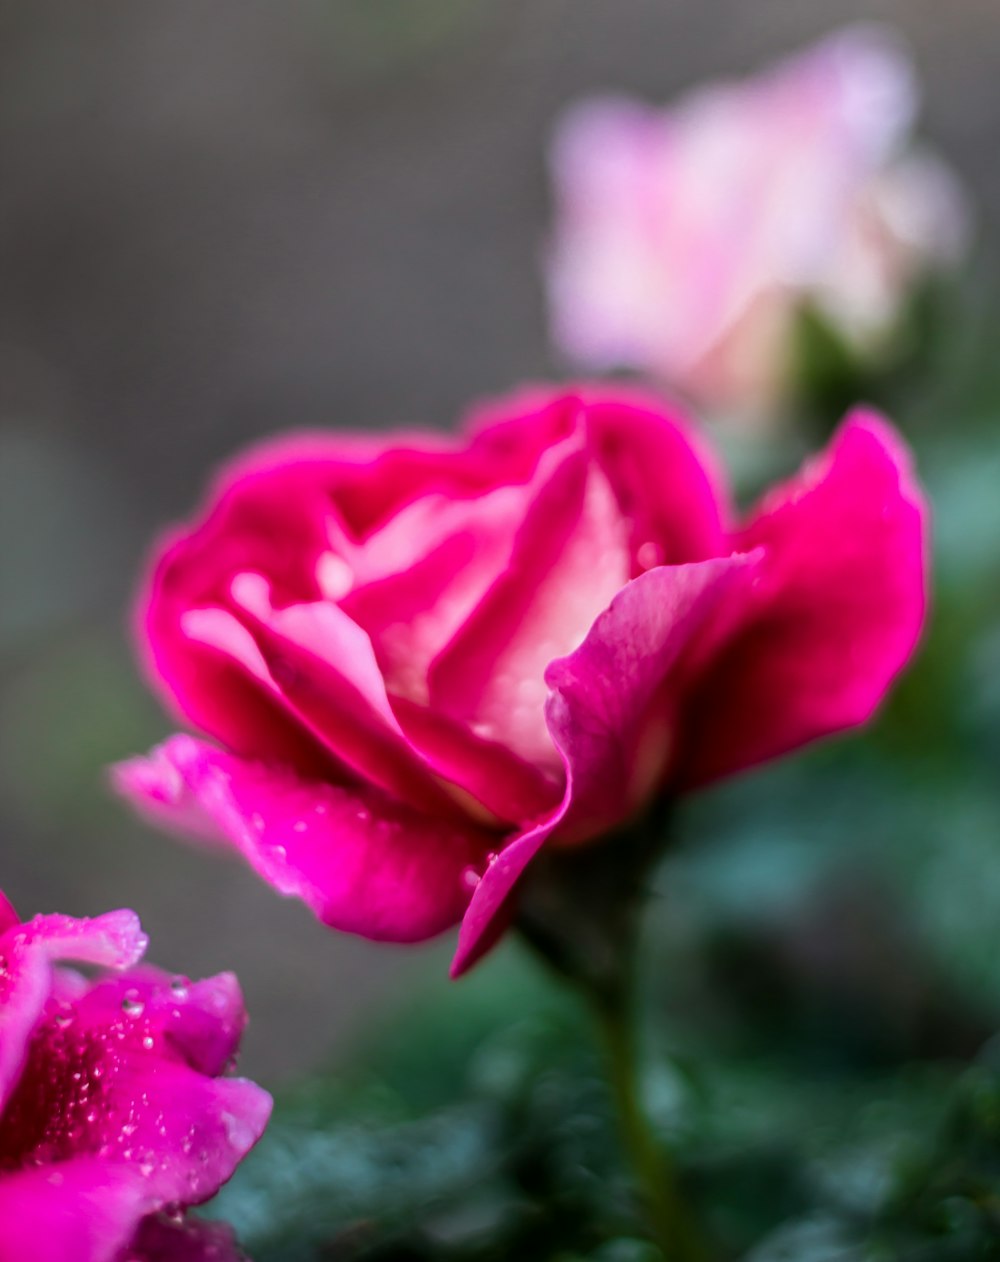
(590, 986), (710, 1262)
(513, 808), (713, 1259)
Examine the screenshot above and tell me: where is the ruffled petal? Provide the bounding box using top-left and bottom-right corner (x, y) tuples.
(122, 1214), (247, 1262)
(0, 891), (18, 935)
(113, 735), (492, 943)
(222, 574), (457, 816)
(429, 439), (631, 770)
(70, 967), (247, 1079)
(677, 410), (927, 786)
(0, 1159), (150, 1262)
(464, 385), (728, 571)
(0, 967), (270, 1209)
(451, 557), (756, 975)
(582, 387), (729, 566)
(0, 911), (148, 1114)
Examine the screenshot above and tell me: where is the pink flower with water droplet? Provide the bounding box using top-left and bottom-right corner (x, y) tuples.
(0, 889), (270, 1262)
(112, 383), (927, 974)
(547, 26), (970, 414)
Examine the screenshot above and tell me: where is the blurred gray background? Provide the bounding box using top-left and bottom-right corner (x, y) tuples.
(1, 0), (998, 1082)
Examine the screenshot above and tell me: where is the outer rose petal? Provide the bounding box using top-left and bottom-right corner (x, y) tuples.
(451, 557), (756, 975)
(140, 422), (578, 783)
(113, 735), (493, 942)
(71, 967), (247, 1079)
(0, 911), (148, 1113)
(0, 891), (18, 934)
(677, 410), (927, 787)
(0, 983), (271, 1210)
(123, 1214), (247, 1262)
(462, 385), (729, 567)
(0, 1159), (150, 1262)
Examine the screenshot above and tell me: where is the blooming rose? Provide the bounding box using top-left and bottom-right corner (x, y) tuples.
(114, 385), (926, 975)
(547, 26), (969, 412)
(0, 888), (270, 1262)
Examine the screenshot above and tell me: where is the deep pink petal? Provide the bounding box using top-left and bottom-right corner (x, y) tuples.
(124, 1214), (247, 1262)
(390, 698), (559, 826)
(581, 387), (729, 565)
(113, 736), (493, 942)
(0, 1161), (150, 1262)
(0, 892), (18, 935)
(0, 979), (270, 1208)
(677, 410), (928, 786)
(429, 439), (631, 770)
(71, 967), (247, 1079)
(464, 384), (729, 565)
(451, 557), (756, 975)
(0, 1160), (151, 1262)
(544, 556), (759, 840)
(451, 826), (552, 978)
(224, 574), (457, 816)
(0, 912), (148, 1114)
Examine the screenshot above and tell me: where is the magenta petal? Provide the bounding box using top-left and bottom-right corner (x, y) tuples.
(582, 388), (729, 566)
(0, 1159), (150, 1262)
(89, 1064), (270, 1208)
(0, 978), (270, 1210)
(113, 735), (492, 942)
(0, 911), (149, 1114)
(72, 967), (247, 1079)
(226, 573), (456, 815)
(124, 1214), (247, 1262)
(430, 439), (631, 769)
(678, 410), (928, 786)
(544, 556), (759, 839)
(451, 557), (755, 976)
(0, 892), (18, 935)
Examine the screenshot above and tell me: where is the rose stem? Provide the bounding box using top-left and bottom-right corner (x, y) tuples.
(515, 840), (713, 1262)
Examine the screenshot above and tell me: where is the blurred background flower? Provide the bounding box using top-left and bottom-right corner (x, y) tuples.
(546, 25), (970, 421)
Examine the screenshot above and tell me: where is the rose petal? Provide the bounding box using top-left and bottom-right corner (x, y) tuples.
(71, 967), (247, 1079)
(582, 387), (729, 565)
(225, 574), (457, 817)
(0, 1159), (151, 1262)
(0, 911), (148, 1114)
(677, 410), (927, 786)
(0, 981), (270, 1209)
(113, 735), (492, 942)
(430, 439), (631, 770)
(451, 556), (756, 975)
(464, 386), (729, 571)
(0, 892), (18, 936)
(124, 1213), (247, 1262)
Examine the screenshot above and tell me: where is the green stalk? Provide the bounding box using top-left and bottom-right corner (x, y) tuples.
(589, 983), (710, 1262)
(514, 813), (713, 1260)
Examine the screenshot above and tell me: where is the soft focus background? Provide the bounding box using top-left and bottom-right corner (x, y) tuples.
(2, 0), (1000, 1094)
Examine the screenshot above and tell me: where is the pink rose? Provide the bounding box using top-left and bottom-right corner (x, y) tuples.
(0, 888), (270, 1262)
(114, 385), (926, 975)
(547, 26), (969, 412)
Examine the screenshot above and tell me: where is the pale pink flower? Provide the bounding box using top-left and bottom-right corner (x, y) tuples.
(547, 27), (969, 411)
